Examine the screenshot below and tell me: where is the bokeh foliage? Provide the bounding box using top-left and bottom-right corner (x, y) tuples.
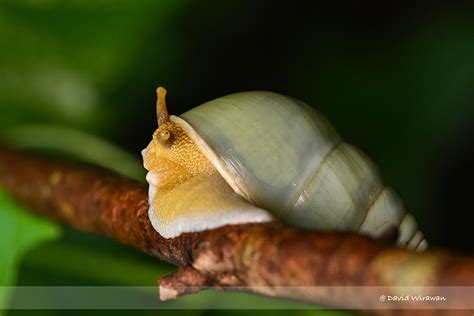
(1, 0), (473, 315)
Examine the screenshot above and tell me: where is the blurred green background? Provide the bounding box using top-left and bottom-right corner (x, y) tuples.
(1, 0), (474, 315)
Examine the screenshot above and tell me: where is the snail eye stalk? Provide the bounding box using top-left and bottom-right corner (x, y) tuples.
(156, 87), (170, 126)
(157, 129), (171, 144)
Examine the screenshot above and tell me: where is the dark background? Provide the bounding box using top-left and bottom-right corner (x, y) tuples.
(1, 1), (473, 315)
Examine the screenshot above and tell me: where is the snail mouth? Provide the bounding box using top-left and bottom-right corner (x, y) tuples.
(144, 157), (190, 191)
(141, 141), (154, 170)
(145, 171), (160, 187)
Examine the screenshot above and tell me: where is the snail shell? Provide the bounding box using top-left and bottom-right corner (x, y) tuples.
(142, 89), (427, 250)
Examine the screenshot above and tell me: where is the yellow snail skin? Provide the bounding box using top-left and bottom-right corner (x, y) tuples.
(142, 87), (427, 251)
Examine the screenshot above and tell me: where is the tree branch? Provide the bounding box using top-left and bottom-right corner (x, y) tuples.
(0, 146), (473, 314)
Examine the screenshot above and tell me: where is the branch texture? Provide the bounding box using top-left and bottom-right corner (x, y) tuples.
(0, 146), (473, 314)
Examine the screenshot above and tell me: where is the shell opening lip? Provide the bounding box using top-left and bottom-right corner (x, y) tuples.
(170, 115), (252, 203)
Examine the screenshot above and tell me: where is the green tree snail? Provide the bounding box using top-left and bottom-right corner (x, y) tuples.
(142, 87), (427, 251)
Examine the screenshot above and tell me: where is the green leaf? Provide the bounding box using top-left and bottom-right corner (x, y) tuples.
(0, 188), (61, 308)
(1, 125), (146, 181)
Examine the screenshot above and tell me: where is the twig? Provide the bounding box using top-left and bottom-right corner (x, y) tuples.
(0, 146), (473, 315)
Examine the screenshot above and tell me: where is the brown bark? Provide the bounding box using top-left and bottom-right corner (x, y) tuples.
(0, 146), (473, 315)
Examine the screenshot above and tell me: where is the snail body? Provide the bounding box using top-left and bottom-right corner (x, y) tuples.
(142, 88), (427, 250)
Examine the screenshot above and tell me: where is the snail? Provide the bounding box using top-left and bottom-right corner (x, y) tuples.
(142, 87), (427, 251)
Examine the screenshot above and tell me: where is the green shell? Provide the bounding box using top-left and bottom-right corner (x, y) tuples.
(180, 91), (426, 250)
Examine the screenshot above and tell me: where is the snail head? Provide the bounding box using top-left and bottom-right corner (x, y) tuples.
(142, 87), (215, 191)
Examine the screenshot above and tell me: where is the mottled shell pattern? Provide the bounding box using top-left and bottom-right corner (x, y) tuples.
(174, 91), (427, 250)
